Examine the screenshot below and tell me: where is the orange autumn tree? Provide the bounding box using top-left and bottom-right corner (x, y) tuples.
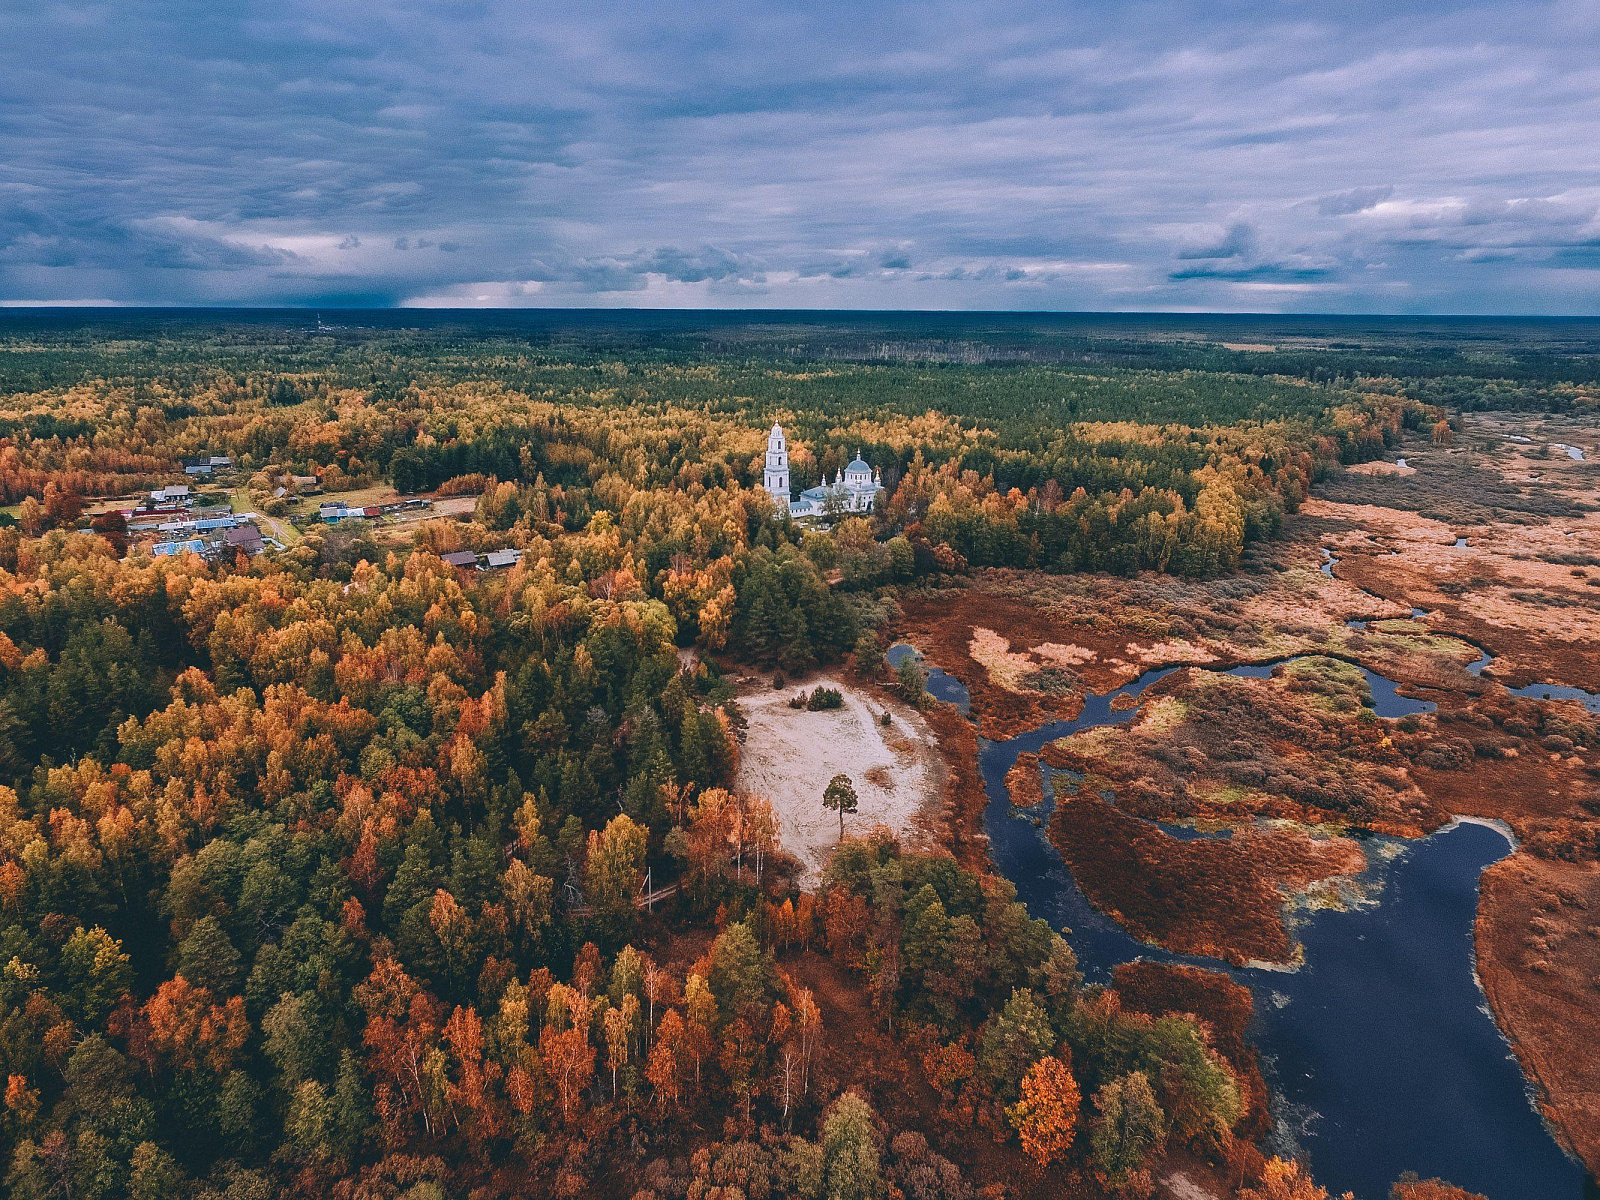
(1007, 1053), (1081, 1168)
(539, 983), (595, 1123)
(356, 957), (450, 1140)
(646, 1008), (687, 1112)
(1240, 1157), (1355, 1200)
(442, 1003), (503, 1147)
(132, 976), (250, 1077)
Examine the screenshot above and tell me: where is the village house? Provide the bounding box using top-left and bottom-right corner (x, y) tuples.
(277, 473), (322, 494)
(149, 483), (191, 505)
(151, 538), (210, 558)
(222, 524), (265, 555)
(319, 497), (430, 524)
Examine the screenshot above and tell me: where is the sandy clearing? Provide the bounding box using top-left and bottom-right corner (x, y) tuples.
(432, 495), (479, 517)
(1161, 1171), (1221, 1200)
(734, 674), (945, 885)
(1347, 459), (1416, 476)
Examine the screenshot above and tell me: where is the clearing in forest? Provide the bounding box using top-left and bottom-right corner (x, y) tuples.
(734, 674), (945, 885)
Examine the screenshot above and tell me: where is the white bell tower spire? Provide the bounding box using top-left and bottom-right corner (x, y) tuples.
(763, 422), (791, 513)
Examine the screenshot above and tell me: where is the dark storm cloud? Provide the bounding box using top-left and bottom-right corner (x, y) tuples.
(1318, 188), (1395, 218)
(524, 246), (761, 291)
(1169, 263), (1333, 283)
(1177, 225), (1256, 261)
(1, 0), (1598, 311)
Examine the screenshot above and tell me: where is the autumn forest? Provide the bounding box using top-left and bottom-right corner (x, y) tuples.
(0, 310), (1593, 1200)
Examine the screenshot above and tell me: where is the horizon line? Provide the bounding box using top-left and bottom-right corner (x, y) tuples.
(1, 304), (1599, 321)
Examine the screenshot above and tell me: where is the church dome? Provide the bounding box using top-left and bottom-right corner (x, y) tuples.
(846, 455), (870, 476)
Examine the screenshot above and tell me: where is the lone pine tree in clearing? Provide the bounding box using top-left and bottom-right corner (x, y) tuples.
(823, 772), (859, 841)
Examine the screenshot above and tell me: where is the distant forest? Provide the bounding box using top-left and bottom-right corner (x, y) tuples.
(4, 308), (1598, 409)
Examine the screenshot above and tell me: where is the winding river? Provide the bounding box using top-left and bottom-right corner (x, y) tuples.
(886, 644), (1588, 1198)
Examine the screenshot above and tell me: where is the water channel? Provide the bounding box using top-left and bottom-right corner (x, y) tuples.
(887, 642), (1589, 1198)
(1326, 548), (1600, 709)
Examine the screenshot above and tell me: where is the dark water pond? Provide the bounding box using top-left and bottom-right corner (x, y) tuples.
(1449, 643), (1600, 706)
(1506, 681), (1600, 714)
(1451, 646), (1600, 709)
(1360, 666), (1435, 717)
(910, 646), (1589, 1198)
(1207, 657), (1434, 716)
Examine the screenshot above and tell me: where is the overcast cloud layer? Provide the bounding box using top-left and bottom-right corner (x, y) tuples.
(3, 0), (1599, 312)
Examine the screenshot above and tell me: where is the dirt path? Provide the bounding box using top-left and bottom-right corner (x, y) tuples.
(227, 487), (301, 546)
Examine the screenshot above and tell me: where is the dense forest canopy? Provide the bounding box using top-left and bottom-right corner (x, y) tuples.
(3, 308), (1599, 400)
(0, 310), (1567, 1199)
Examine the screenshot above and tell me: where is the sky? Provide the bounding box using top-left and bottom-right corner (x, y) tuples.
(2, 0), (1599, 313)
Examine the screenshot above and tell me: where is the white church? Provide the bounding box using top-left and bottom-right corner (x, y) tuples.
(763, 423), (881, 519)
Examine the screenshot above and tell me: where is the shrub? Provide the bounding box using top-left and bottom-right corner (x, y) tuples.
(1418, 736), (1473, 770)
(854, 632), (884, 679)
(436, 473), (491, 497)
(897, 656), (928, 705)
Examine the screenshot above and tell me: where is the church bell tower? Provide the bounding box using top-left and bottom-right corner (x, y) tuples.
(764, 422), (791, 513)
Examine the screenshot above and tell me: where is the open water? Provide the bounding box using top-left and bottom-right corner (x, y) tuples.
(887, 645), (1589, 1198)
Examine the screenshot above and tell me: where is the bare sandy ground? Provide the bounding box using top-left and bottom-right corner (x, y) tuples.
(1347, 459), (1416, 476)
(431, 495), (480, 517)
(734, 674), (945, 885)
